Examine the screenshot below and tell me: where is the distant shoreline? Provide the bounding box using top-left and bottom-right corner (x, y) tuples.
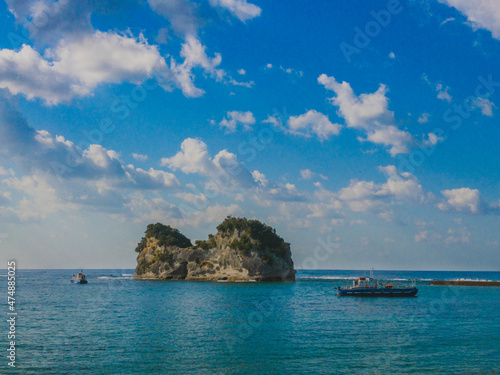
(429, 280), (500, 287)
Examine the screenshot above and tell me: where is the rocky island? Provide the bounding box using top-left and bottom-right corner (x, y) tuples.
(134, 216), (296, 282)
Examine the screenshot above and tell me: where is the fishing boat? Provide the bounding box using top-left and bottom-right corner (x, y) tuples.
(71, 271), (88, 284)
(336, 269), (417, 297)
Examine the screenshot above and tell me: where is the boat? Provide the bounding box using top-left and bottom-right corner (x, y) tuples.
(336, 269), (417, 297)
(71, 271), (88, 284)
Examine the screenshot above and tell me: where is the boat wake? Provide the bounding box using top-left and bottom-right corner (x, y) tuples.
(97, 275), (134, 280)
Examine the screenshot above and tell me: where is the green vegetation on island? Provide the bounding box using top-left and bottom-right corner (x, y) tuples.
(217, 216), (285, 252)
(135, 223), (192, 253)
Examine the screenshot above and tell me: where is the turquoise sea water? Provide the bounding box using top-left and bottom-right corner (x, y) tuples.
(1, 269), (499, 374)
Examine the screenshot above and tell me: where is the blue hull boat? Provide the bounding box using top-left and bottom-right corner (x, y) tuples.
(337, 287), (417, 297)
(71, 279), (88, 284)
(336, 269), (418, 297)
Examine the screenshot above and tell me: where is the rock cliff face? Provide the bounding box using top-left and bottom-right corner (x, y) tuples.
(134, 217), (296, 281)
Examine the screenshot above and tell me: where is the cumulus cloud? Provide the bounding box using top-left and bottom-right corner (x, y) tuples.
(161, 138), (214, 175)
(363, 127), (413, 156)
(318, 74), (412, 155)
(439, 0), (500, 39)
(179, 35), (224, 80)
(279, 65), (304, 77)
(0, 31), (169, 104)
(0, 97), (189, 222)
(434, 187), (499, 216)
(418, 113), (430, 123)
(378, 165), (426, 203)
(437, 188), (485, 214)
(422, 132), (444, 147)
(300, 169), (327, 181)
(252, 170), (268, 186)
(300, 169), (315, 180)
(287, 110), (341, 141)
(477, 98), (495, 116)
(262, 114), (283, 129)
(2, 0), (251, 104)
(0, 97), (180, 190)
(132, 153), (148, 161)
(6, 0), (94, 44)
(209, 0), (261, 22)
(3, 173), (78, 220)
(340, 179), (383, 202)
(422, 75), (453, 103)
(148, 0), (199, 37)
(171, 35), (252, 96)
(334, 165), (426, 219)
(219, 111), (256, 133)
(255, 182), (307, 206)
(0, 29), (239, 103)
(160, 138), (255, 188)
(436, 83), (452, 102)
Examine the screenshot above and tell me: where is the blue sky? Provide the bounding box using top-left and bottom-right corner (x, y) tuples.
(0, 0), (499, 270)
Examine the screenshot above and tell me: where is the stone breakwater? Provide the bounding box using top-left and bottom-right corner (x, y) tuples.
(429, 280), (500, 287)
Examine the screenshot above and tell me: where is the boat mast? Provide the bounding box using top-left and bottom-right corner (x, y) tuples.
(370, 268), (374, 278)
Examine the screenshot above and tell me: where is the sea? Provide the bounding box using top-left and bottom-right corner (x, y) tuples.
(1, 269), (499, 374)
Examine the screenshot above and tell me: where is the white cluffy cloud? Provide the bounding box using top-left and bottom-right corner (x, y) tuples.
(422, 75), (453, 103)
(0, 99), (179, 190)
(160, 138), (255, 188)
(302, 165), (428, 224)
(338, 165), (426, 213)
(279, 66), (304, 77)
(437, 188), (485, 214)
(1, 0), (254, 104)
(439, 0), (500, 40)
(436, 83), (452, 102)
(6, 0), (94, 44)
(209, 0), (262, 22)
(0, 31), (166, 104)
(161, 138), (306, 206)
(477, 98), (495, 116)
(318, 74), (412, 155)
(132, 153), (149, 162)
(300, 169), (327, 181)
(219, 111), (256, 133)
(287, 110), (341, 141)
(418, 113), (430, 123)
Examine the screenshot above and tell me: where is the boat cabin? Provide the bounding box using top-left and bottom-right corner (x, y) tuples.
(352, 277), (378, 289)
